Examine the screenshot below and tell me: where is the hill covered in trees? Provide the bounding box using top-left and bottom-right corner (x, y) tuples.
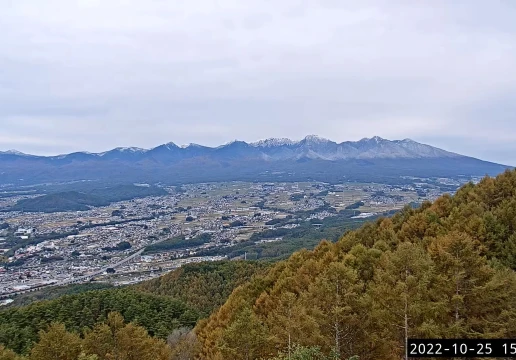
(0, 289), (197, 355)
(195, 169), (516, 359)
(0, 312), (171, 360)
(6, 185), (167, 212)
(135, 260), (270, 317)
(9, 191), (104, 212)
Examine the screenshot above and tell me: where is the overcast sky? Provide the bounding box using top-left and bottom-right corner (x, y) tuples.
(1, 0), (515, 164)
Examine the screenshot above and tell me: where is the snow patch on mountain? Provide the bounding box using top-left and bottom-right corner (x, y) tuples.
(251, 138), (295, 147)
(115, 147), (147, 152)
(216, 140), (241, 149)
(162, 142), (178, 150)
(302, 135), (331, 144)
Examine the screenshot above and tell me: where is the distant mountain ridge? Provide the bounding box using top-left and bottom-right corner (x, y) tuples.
(1, 135), (460, 161)
(0, 136), (510, 185)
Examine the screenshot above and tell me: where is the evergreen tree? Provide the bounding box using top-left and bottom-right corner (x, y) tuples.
(218, 305), (270, 360)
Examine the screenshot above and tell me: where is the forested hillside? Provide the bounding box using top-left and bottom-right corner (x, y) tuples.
(0, 289), (196, 355)
(196, 170), (516, 359)
(0, 312), (171, 360)
(135, 260), (270, 317)
(6, 185), (167, 212)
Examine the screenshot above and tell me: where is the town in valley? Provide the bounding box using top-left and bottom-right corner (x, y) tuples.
(0, 177), (476, 304)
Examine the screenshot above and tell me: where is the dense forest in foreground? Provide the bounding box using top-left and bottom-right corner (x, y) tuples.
(0, 289), (197, 354)
(2, 170), (516, 359)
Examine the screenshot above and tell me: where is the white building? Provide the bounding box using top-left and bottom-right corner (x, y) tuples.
(14, 228), (35, 236)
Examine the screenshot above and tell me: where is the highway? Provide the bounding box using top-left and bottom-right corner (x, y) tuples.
(56, 248), (145, 286)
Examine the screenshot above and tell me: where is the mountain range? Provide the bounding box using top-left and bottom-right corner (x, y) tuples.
(1, 135), (461, 161)
(0, 136), (510, 185)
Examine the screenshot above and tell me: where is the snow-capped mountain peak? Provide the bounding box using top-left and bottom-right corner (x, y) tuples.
(251, 138), (295, 147)
(359, 136), (386, 143)
(114, 147), (147, 152)
(181, 143), (204, 149)
(161, 142), (178, 150)
(302, 135), (330, 143)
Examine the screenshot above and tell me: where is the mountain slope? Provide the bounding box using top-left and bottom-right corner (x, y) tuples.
(135, 261), (270, 317)
(196, 169), (516, 359)
(0, 136), (510, 185)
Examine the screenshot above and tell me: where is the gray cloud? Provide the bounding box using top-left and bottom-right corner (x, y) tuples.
(0, 0), (515, 164)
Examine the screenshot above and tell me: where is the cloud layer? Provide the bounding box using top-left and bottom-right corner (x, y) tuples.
(1, 0), (515, 164)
